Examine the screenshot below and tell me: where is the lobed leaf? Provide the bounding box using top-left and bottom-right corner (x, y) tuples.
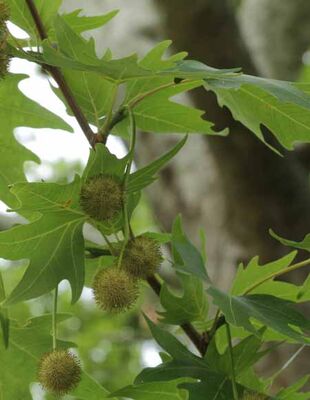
(206, 74), (310, 151)
(0, 74), (71, 207)
(208, 287), (310, 344)
(270, 230), (310, 252)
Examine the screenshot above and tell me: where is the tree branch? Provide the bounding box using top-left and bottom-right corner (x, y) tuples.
(25, 0), (97, 148)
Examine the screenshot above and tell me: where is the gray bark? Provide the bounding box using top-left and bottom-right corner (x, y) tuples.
(239, 0), (310, 80)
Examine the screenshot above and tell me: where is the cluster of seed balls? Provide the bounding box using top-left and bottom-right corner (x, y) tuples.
(37, 175), (162, 395)
(0, 1), (9, 78)
(80, 173), (162, 313)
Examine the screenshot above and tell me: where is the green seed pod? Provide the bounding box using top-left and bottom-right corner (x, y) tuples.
(122, 235), (162, 279)
(92, 268), (139, 312)
(80, 174), (123, 221)
(0, 2), (9, 22)
(38, 350), (81, 395)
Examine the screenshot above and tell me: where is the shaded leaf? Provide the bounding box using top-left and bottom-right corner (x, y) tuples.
(206, 74), (310, 151)
(276, 375), (310, 400)
(159, 273), (209, 325)
(270, 230), (310, 252)
(172, 216), (210, 282)
(110, 379), (188, 400)
(208, 287), (310, 344)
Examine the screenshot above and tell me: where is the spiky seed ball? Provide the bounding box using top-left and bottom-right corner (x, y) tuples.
(92, 268), (139, 313)
(80, 174), (123, 221)
(122, 235), (162, 279)
(38, 350), (81, 396)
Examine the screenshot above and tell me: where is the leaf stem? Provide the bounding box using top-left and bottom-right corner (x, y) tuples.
(117, 107), (136, 269)
(126, 79), (200, 110)
(102, 233), (116, 256)
(243, 257), (310, 295)
(225, 322), (239, 400)
(52, 285), (58, 351)
(24, 0), (97, 147)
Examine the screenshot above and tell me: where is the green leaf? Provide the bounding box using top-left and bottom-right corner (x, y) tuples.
(276, 375), (310, 400)
(117, 80), (216, 135)
(128, 136), (187, 193)
(0, 178), (86, 305)
(122, 40), (187, 104)
(206, 74), (310, 151)
(0, 74), (72, 207)
(83, 143), (128, 182)
(180, 379), (240, 400)
(171, 216), (210, 282)
(51, 15), (117, 128)
(159, 273), (209, 325)
(231, 252), (297, 296)
(270, 230), (310, 252)
(110, 380), (188, 400)
(62, 9), (119, 34)
(208, 287), (310, 344)
(144, 314), (202, 364)
(0, 315), (108, 400)
(8, 0), (115, 41)
(7, 0), (62, 40)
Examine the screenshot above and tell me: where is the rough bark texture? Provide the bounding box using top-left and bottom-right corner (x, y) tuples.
(239, 0), (310, 80)
(62, 0), (310, 386)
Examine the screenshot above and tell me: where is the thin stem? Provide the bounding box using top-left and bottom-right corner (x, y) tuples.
(269, 344), (305, 387)
(225, 323), (239, 400)
(127, 79), (199, 110)
(209, 308), (221, 336)
(243, 257), (310, 295)
(52, 285), (59, 351)
(102, 233), (116, 256)
(117, 107), (136, 269)
(24, 0), (97, 147)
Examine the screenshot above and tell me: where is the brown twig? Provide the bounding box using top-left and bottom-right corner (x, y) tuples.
(25, 0), (97, 148)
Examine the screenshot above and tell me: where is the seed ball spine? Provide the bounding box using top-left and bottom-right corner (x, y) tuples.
(92, 268), (139, 313)
(38, 349), (81, 395)
(122, 235), (162, 279)
(80, 174), (123, 222)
